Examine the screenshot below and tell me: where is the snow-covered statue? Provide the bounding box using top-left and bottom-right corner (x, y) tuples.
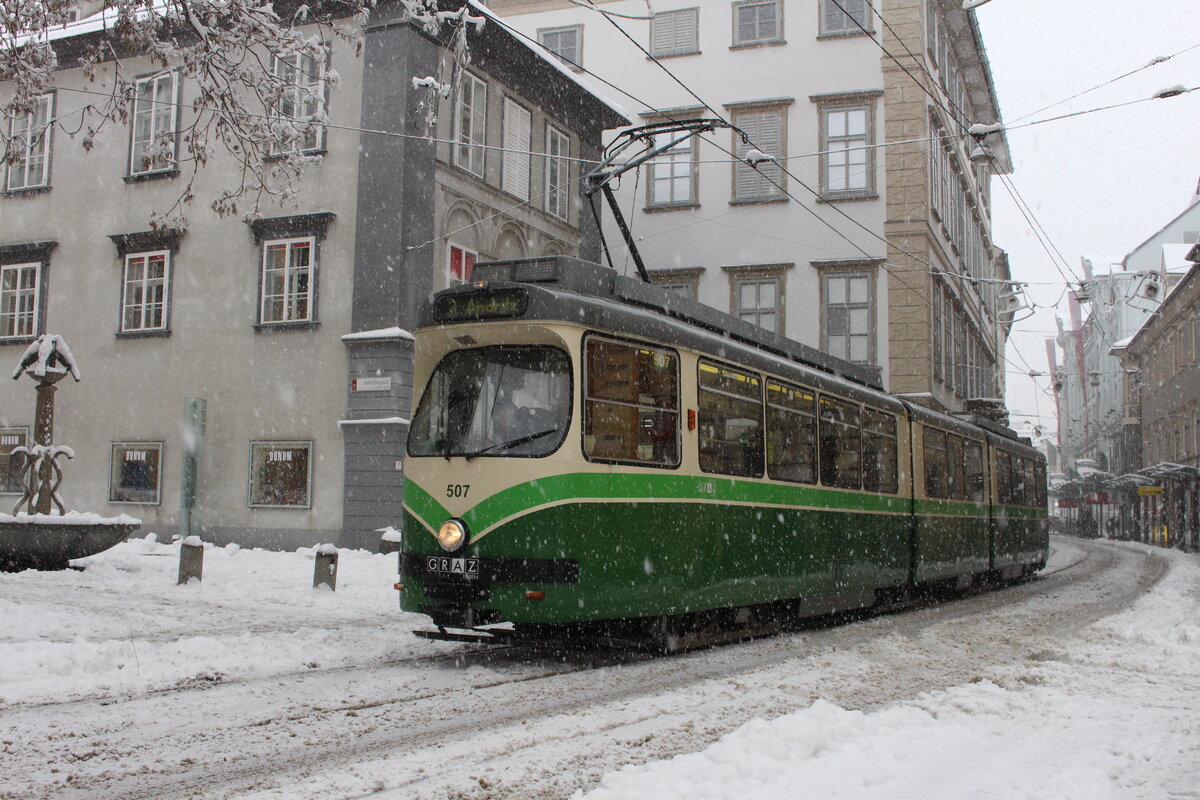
(10, 334), (81, 515)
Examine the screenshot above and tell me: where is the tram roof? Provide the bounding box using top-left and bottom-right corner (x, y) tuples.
(435, 256), (885, 391)
(420, 256), (1035, 450)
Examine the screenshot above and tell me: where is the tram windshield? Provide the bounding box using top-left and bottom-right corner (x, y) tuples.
(408, 346), (571, 458)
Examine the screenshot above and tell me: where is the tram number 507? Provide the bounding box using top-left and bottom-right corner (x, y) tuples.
(446, 484), (471, 498)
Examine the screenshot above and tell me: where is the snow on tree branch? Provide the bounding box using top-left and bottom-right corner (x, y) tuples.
(1, 1), (474, 225)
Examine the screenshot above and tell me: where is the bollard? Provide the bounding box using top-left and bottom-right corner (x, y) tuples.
(177, 536), (204, 585)
(314, 544), (338, 591)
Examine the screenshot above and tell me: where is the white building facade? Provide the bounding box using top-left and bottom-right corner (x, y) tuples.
(491, 0), (1016, 412)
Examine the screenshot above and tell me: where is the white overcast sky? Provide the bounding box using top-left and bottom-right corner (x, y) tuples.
(973, 0), (1200, 438)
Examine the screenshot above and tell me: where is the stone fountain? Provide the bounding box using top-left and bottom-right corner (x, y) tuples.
(0, 334), (140, 571)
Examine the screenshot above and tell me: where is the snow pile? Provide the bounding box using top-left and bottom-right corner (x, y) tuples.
(0, 535), (415, 705)
(579, 554), (1200, 800)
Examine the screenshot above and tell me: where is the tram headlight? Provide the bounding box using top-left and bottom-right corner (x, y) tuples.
(436, 518), (468, 552)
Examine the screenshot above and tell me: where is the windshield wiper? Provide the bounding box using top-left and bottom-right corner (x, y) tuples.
(464, 429), (557, 460)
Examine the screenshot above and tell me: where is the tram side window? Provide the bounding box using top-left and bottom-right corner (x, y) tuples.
(698, 361), (763, 477)
(996, 450), (1014, 505)
(1021, 457), (1038, 507)
(766, 381), (817, 484)
(819, 396), (861, 489)
(1033, 459), (1047, 507)
(964, 439), (985, 502)
(1012, 453), (1032, 503)
(946, 433), (965, 500)
(583, 337), (680, 465)
(922, 427), (948, 499)
(862, 408), (898, 494)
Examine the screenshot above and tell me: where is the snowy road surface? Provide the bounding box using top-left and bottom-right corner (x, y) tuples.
(1, 535), (1197, 799)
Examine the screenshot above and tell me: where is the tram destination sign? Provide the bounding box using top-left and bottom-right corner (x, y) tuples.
(435, 288), (528, 323)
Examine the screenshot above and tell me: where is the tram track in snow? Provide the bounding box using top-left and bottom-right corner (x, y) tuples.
(3, 537), (1165, 800)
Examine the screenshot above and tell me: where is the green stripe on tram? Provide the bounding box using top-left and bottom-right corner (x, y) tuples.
(406, 473), (914, 540)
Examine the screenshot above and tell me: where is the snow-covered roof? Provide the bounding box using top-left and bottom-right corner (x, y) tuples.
(467, 0), (633, 125)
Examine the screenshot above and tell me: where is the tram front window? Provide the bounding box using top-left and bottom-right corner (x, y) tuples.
(408, 346), (571, 458)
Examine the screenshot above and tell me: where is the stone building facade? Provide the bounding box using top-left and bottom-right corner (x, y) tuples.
(0, 1), (626, 549)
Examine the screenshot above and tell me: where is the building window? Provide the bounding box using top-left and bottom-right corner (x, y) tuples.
(260, 237), (314, 324)
(648, 132), (698, 208)
(822, 269), (874, 364)
(0, 262), (41, 340)
(448, 242), (477, 285)
(932, 281), (943, 381)
(270, 49), (327, 155)
(545, 124), (571, 221)
(735, 277), (779, 332)
(926, 0), (939, 64)
(121, 251), (170, 333)
(817, 98), (876, 198)
(732, 0), (782, 47)
(109, 442), (163, 504)
(538, 25), (582, 68)
(6, 92), (53, 191)
(1, 428), (29, 494)
(502, 98), (532, 201)
(249, 441), (312, 508)
(651, 8), (700, 57)
(725, 263), (788, 334)
(129, 71), (179, 176)
(820, 0), (870, 36)
(649, 267), (704, 299)
(454, 73), (487, 178)
(731, 103), (787, 201)
(248, 213), (332, 328)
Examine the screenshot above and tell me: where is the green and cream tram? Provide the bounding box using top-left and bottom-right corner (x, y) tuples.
(396, 256), (1047, 649)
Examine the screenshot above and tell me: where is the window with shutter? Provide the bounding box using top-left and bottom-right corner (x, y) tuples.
(732, 107), (785, 201)
(651, 8), (699, 57)
(502, 98), (532, 201)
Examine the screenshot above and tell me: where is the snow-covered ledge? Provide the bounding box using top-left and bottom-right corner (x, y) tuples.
(338, 417), (409, 427)
(0, 511), (141, 526)
(341, 327), (414, 342)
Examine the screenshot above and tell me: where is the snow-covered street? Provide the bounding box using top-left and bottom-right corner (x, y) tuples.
(2, 535), (1197, 800)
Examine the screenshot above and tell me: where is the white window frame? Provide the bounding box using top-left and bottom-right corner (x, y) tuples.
(731, 103), (787, 202)
(109, 441), (164, 505)
(6, 92), (53, 191)
(0, 262), (41, 340)
(648, 133), (698, 208)
(454, 73), (487, 178)
(814, 92), (878, 200)
(820, 0), (871, 36)
(129, 71), (179, 176)
(544, 123), (571, 221)
(725, 264), (789, 334)
(120, 250), (171, 333)
(448, 242), (478, 286)
(248, 441), (313, 509)
(259, 236), (315, 325)
(821, 269), (875, 364)
(270, 49), (328, 155)
(501, 97), (532, 201)
(537, 25), (583, 68)
(732, 0), (782, 47)
(651, 8), (700, 57)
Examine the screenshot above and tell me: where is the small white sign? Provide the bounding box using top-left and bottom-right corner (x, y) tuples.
(351, 377), (392, 392)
